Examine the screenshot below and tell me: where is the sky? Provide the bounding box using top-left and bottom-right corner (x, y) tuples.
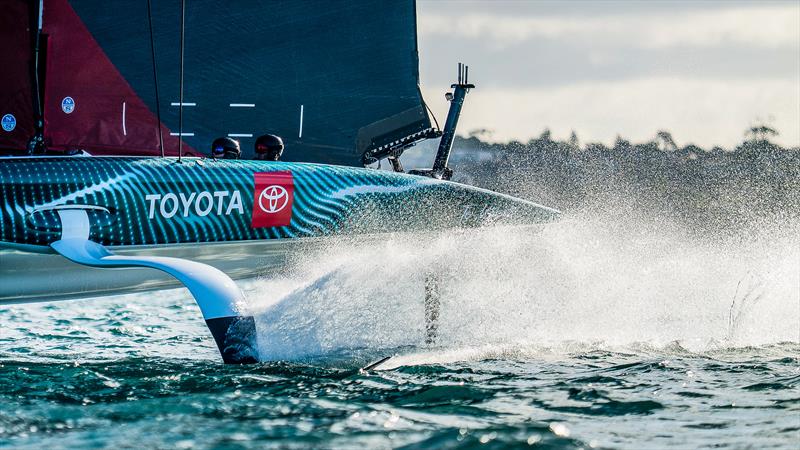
(415, 0), (800, 149)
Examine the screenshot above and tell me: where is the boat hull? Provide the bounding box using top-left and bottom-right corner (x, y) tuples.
(0, 157), (557, 246)
(0, 157), (558, 303)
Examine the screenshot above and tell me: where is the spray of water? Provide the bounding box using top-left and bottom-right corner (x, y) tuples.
(247, 201), (799, 363)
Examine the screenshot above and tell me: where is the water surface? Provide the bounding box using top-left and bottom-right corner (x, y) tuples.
(2, 222), (798, 448)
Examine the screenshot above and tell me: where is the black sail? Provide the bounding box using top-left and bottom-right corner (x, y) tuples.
(19, 0), (433, 165)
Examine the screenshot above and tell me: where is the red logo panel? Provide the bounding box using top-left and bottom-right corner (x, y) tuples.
(251, 171), (294, 228)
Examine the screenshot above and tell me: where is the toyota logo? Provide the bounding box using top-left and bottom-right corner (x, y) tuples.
(258, 185), (289, 213)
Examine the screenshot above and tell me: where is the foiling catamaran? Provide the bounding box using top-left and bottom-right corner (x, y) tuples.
(0, 0), (558, 363)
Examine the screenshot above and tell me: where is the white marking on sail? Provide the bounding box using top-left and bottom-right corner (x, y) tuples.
(37, 0), (43, 30)
(229, 103), (255, 108)
(170, 102), (196, 106)
(227, 133), (253, 137)
(299, 104), (304, 138)
(170, 132), (195, 136)
(122, 101), (127, 136)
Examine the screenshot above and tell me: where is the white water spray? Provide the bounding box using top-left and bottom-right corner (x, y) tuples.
(248, 210), (799, 362)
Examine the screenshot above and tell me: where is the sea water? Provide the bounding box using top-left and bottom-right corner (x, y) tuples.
(1, 210), (798, 449)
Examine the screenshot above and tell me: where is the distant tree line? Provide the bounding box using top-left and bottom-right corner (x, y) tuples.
(444, 125), (800, 234)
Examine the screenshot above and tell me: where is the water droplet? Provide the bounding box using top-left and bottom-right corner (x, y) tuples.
(550, 422), (571, 437)
(383, 413), (400, 428)
(479, 432), (497, 443)
(527, 434), (541, 445)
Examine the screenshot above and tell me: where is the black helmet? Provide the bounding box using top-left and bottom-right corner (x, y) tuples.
(211, 137), (240, 159)
(255, 134), (284, 161)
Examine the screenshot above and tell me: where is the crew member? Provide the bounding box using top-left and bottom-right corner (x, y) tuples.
(254, 134), (284, 161)
(211, 137), (241, 159)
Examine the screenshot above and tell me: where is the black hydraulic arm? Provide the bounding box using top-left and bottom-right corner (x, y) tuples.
(410, 63), (474, 180)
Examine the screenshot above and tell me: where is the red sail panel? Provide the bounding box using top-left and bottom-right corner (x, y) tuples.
(0, 0), (35, 151)
(42, 0), (191, 156)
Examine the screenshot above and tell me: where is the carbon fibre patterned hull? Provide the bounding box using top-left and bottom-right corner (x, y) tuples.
(0, 157), (558, 302)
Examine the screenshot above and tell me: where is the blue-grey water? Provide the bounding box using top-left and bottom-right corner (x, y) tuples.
(2, 218), (798, 449)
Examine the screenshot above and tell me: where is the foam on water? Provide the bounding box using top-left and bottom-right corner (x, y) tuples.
(248, 208), (800, 364)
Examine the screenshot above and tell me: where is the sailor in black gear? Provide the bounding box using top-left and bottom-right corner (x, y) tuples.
(211, 137), (241, 159)
(255, 134), (284, 161)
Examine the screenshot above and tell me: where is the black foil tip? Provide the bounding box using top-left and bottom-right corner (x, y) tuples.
(205, 316), (258, 364)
